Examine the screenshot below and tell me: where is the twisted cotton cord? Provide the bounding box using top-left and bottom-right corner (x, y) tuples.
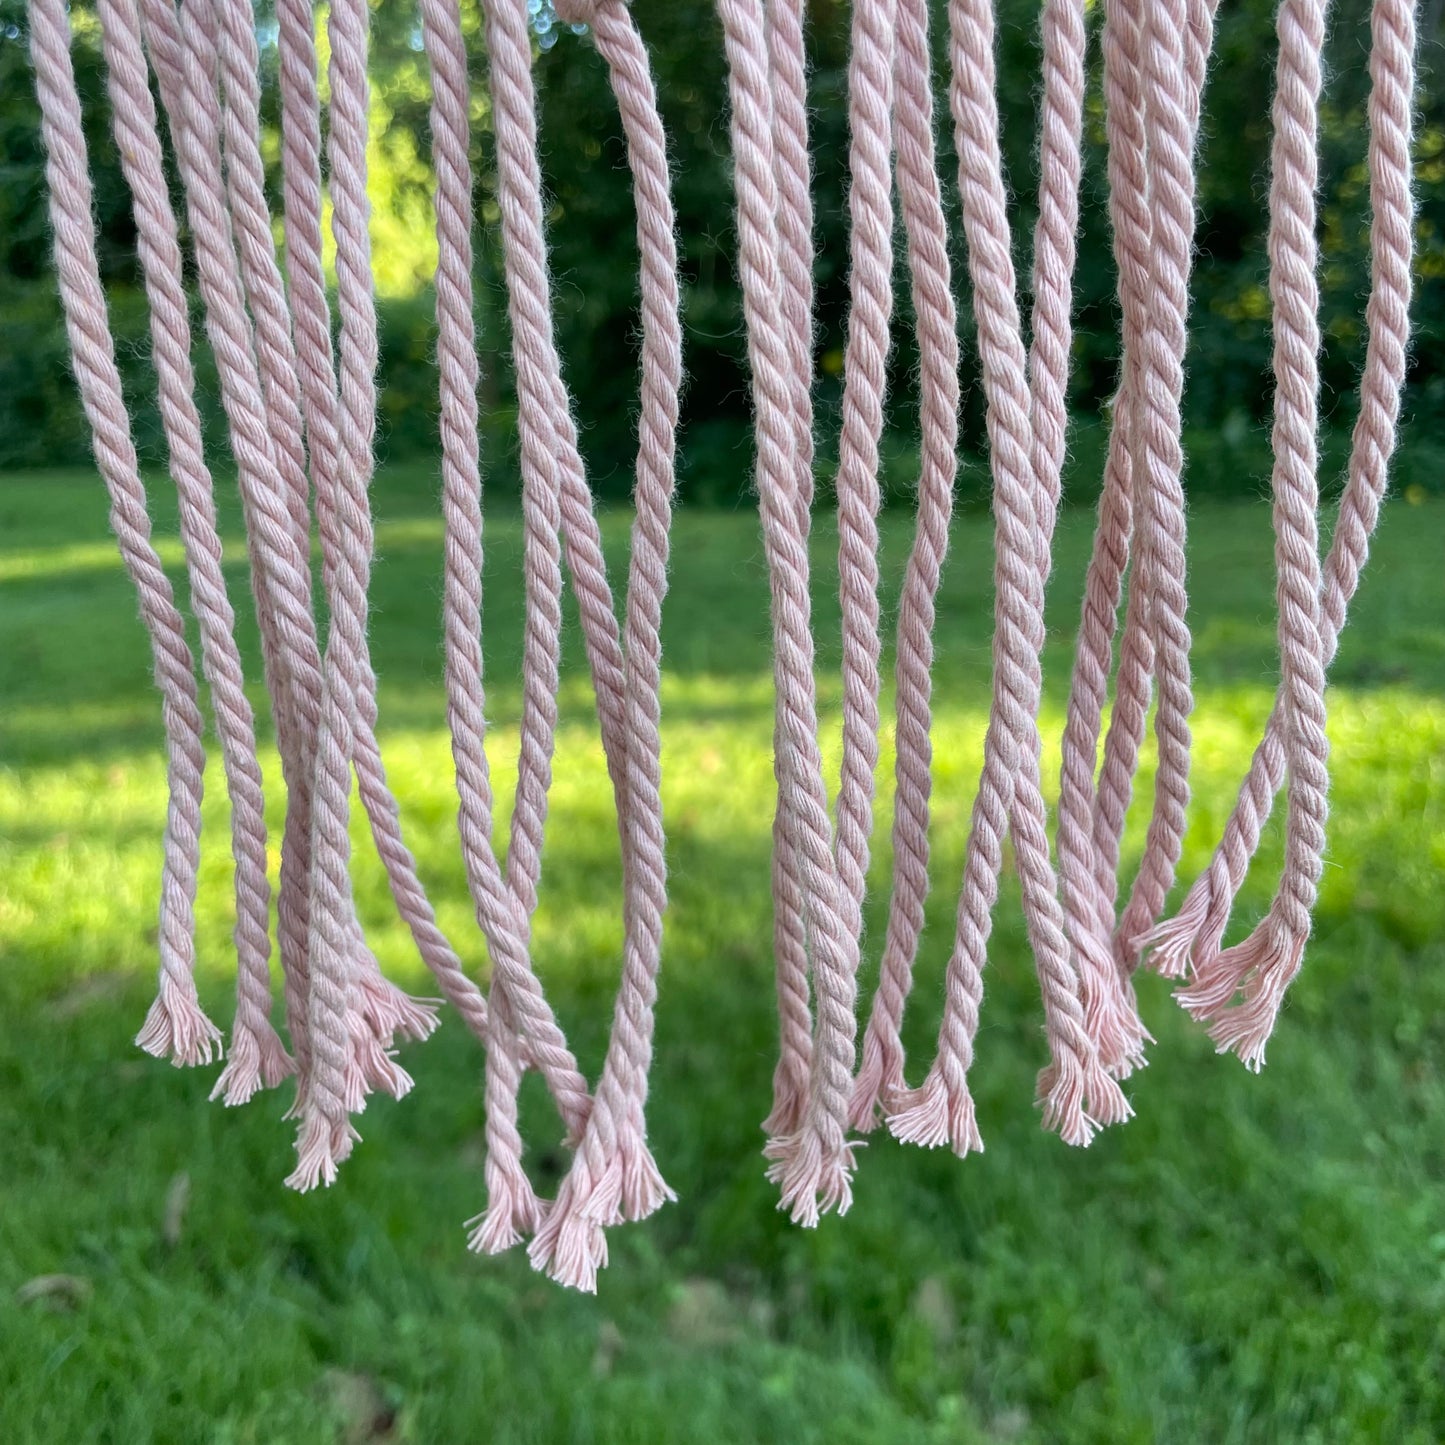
(479, 11), (639, 946)
(1054, 0), (1154, 1077)
(136, 0), (330, 1104)
(210, 0), (415, 1122)
(720, 0), (859, 1226)
(830, 0), (893, 994)
(1087, 0), (1217, 969)
(266, 0), (478, 1049)
(421, 0), (596, 1255)
(760, 0), (817, 1144)
(473, 0), (607, 1139)
(849, 0), (959, 1132)
(886, 0), (1124, 1156)
(137, 0), (306, 1050)
(184, 0), (329, 1074)
(91, 0), (289, 1100)
(1104, 0), (1204, 975)
(1095, 0), (1217, 963)
(208, 0), (440, 1104)
(1092, 0), (1196, 982)
(1018, 0), (1131, 1133)
(762, 0), (894, 1198)
(284, 0), (395, 1189)
(420, 0), (541, 1254)
(1170, 0), (1333, 1068)
(530, 0), (683, 1290)
(1170, 0), (1415, 1035)
(31, 0), (219, 1071)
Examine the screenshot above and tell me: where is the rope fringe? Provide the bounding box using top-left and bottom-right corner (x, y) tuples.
(31, 0), (1416, 1289)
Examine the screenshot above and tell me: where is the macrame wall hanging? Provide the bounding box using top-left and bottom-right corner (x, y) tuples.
(29, 0), (1416, 1290)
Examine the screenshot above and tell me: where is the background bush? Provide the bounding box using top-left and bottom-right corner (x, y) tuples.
(1, 0), (1442, 498)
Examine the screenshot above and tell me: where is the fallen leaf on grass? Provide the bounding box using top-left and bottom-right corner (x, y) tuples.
(161, 1171), (190, 1248)
(593, 1320), (625, 1377)
(667, 1277), (740, 1347)
(319, 1369), (397, 1444)
(16, 1274), (92, 1310)
(45, 972), (130, 1021)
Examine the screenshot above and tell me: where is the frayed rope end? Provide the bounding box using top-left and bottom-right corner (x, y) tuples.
(1036, 1048), (1132, 1146)
(885, 1067), (984, 1157)
(1194, 921), (1303, 1072)
(285, 1108), (359, 1192)
(210, 1023), (295, 1106)
(526, 1167), (616, 1293)
(847, 1037), (905, 1135)
(466, 1178), (548, 1256)
(762, 1063), (810, 1141)
(135, 979), (224, 1068)
(355, 968), (441, 1045)
(765, 1124), (858, 1227)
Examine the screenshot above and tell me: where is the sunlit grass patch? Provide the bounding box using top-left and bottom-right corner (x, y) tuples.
(1, 471), (1442, 1443)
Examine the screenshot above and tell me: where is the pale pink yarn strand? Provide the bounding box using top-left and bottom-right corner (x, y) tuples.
(135, 0), (327, 1089)
(418, 0), (549, 1258)
(91, 0), (289, 1101)
(268, 0), (480, 1048)
(1086, 0), (1216, 979)
(153, 0), (325, 1078)
(1170, 0), (1331, 1065)
(287, 0), (390, 1187)
(530, 0), (683, 1290)
(849, 0), (960, 1131)
(760, 0), (817, 1145)
(720, 0), (859, 1224)
(31, 0), (220, 1071)
(1105, 0), (1205, 974)
(1170, 0), (1415, 1047)
(762, 0), (894, 1210)
(887, 0), (1126, 1156)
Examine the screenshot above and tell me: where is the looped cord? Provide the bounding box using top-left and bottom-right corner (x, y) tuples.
(720, 0), (860, 1224)
(848, 0), (961, 1132)
(885, 0), (1126, 1158)
(759, 0), (819, 1146)
(757, 0), (897, 1223)
(31, 0), (219, 1072)
(87, 0), (288, 1100)
(1054, 0), (1218, 1079)
(522, 0), (683, 1291)
(1167, 0), (1416, 1056)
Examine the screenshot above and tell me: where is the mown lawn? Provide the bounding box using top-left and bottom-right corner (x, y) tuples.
(0, 464), (1441, 1443)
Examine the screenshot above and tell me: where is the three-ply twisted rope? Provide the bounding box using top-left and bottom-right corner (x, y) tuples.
(90, 0), (288, 1102)
(529, 0), (683, 1289)
(759, 0), (819, 1143)
(761, 0), (895, 1218)
(1105, 0), (1200, 973)
(1173, 0), (1332, 1066)
(1168, 0), (1415, 1048)
(269, 0), (477, 1052)
(888, 0), (1125, 1157)
(31, 0), (219, 1071)
(288, 0), (389, 1189)
(720, 0), (860, 1225)
(849, 0), (961, 1132)
(1088, 0), (1218, 964)
(135, 0), (328, 1094)
(1055, 0), (1155, 1081)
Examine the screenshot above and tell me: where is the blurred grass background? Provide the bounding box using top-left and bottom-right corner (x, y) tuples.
(0, 465), (1441, 1442)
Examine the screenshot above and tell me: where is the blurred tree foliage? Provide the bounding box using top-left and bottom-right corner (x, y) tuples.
(1, 0), (1442, 499)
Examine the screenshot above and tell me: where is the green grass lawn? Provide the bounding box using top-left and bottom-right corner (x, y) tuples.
(0, 464), (1442, 1443)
